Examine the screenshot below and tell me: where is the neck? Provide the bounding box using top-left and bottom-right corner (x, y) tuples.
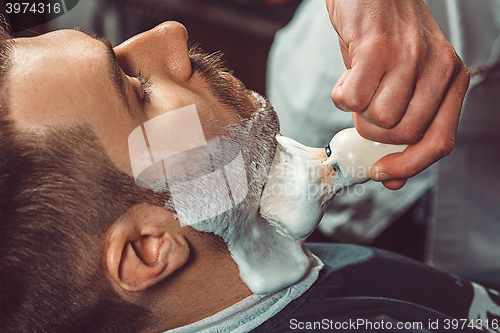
(143, 228), (252, 332)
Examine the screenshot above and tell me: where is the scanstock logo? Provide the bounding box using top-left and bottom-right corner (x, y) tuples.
(1, 0), (79, 32)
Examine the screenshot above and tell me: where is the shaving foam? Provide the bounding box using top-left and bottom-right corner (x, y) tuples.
(259, 128), (407, 243)
(188, 92), (314, 295)
(259, 136), (343, 240)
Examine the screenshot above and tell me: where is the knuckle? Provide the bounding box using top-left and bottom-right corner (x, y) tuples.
(331, 90), (341, 103)
(331, 91), (348, 111)
(345, 95), (369, 113)
(438, 47), (459, 78)
(331, 89), (337, 100)
(370, 110), (398, 129)
(433, 136), (456, 159)
(407, 31), (426, 59)
(365, 36), (388, 51)
(458, 62), (471, 91)
(393, 28), (427, 67)
(463, 68), (471, 87)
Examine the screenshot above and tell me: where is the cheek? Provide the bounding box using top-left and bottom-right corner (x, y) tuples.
(183, 81), (241, 136)
(152, 92), (238, 140)
(196, 103), (241, 141)
(92, 105), (138, 176)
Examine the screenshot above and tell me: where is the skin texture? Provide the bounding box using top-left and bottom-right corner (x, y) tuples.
(326, 0), (470, 190)
(8, 22), (256, 331)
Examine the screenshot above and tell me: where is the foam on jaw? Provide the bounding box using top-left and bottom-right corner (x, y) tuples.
(259, 128), (407, 242)
(194, 208), (314, 294)
(186, 93), (314, 294)
(259, 136), (343, 240)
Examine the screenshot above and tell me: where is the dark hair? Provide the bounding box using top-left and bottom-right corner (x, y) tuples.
(0, 22), (163, 332)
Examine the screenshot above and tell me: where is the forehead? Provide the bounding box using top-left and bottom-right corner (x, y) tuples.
(8, 29), (122, 130)
(7, 29), (138, 175)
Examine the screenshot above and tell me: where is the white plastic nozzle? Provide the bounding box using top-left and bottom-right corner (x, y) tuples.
(329, 128), (407, 184)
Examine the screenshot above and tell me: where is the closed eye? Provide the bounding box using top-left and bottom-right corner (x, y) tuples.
(135, 70), (152, 103)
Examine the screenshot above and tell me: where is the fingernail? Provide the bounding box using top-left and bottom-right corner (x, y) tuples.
(374, 173), (391, 182)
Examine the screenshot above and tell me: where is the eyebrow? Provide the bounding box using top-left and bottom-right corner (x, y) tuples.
(72, 28), (130, 111)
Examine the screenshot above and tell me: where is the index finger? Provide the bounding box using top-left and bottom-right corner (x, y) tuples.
(331, 44), (386, 113)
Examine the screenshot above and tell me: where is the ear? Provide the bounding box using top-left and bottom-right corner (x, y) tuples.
(107, 204), (190, 292)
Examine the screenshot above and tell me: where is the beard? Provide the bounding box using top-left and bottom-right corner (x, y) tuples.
(163, 94), (280, 231)
(188, 43), (258, 120)
(187, 43), (280, 199)
(181, 97), (279, 252)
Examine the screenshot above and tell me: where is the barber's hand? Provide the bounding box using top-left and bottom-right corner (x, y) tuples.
(326, 0), (470, 190)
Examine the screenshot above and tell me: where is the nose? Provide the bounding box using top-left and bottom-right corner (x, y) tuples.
(114, 21), (192, 83)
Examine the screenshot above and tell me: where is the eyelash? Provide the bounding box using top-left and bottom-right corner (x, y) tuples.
(135, 70), (152, 103)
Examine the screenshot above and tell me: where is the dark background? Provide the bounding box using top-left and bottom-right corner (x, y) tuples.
(2, 0), (303, 95)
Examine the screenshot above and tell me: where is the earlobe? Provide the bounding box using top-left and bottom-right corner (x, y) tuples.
(107, 204), (190, 292)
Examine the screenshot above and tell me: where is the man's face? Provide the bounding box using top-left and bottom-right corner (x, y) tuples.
(8, 22), (279, 210)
